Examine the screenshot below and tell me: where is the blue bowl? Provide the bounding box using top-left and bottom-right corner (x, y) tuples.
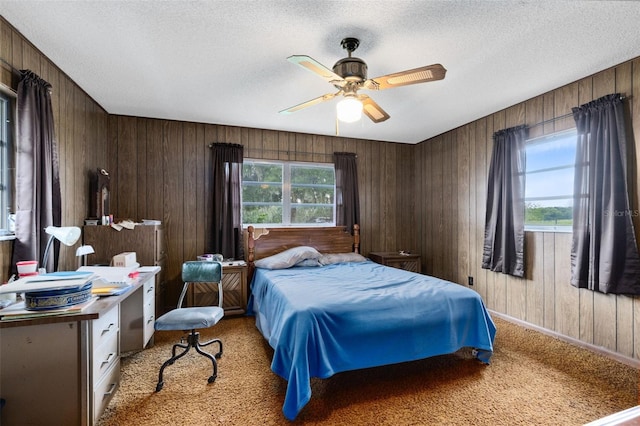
(24, 282), (93, 311)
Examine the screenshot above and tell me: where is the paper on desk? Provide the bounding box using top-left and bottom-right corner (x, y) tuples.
(77, 265), (137, 286)
(137, 265), (161, 274)
(0, 271), (96, 294)
(0, 297), (98, 319)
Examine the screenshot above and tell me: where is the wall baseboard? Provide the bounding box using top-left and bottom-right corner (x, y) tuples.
(583, 405), (640, 426)
(489, 310), (640, 369)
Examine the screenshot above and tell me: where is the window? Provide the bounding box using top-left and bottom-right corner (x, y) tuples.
(0, 89), (14, 237)
(524, 129), (577, 232)
(242, 159), (335, 226)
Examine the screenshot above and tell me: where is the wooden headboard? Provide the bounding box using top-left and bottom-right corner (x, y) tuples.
(245, 224), (360, 283)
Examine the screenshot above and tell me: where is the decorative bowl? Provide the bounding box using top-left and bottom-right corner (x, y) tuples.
(24, 282), (93, 311)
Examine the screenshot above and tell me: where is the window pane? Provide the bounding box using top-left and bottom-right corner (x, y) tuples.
(242, 160), (336, 227)
(242, 161), (283, 224)
(242, 204), (283, 224)
(243, 182), (282, 203)
(290, 186), (334, 205)
(242, 162), (282, 188)
(289, 165), (335, 224)
(0, 93), (12, 234)
(290, 205), (334, 224)
(525, 204), (572, 227)
(526, 132), (576, 171)
(524, 130), (576, 231)
(291, 166), (335, 185)
(525, 167), (573, 200)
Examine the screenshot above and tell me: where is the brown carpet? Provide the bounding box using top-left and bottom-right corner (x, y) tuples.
(98, 316), (638, 426)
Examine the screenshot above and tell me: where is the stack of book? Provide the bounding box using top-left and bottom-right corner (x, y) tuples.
(77, 265), (139, 296)
(0, 271), (97, 320)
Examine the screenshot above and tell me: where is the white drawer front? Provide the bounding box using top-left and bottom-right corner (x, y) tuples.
(143, 280), (155, 344)
(93, 359), (120, 422)
(93, 330), (119, 381)
(92, 304), (119, 351)
(143, 280), (155, 304)
(143, 311), (155, 344)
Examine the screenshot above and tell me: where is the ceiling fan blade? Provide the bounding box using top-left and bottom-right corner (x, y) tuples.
(287, 55), (346, 86)
(365, 63), (447, 90)
(279, 92), (339, 114)
(358, 95), (390, 123)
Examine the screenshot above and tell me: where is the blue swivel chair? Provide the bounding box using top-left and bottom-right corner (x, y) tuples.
(154, 261), (224, 391)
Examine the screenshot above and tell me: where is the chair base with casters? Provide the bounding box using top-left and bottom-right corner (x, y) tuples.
(154, 261), (224, 392)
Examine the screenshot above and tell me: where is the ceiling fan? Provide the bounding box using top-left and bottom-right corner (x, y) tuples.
(279, 37), (446, 123)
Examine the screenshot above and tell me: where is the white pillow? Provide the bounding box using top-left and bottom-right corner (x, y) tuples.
(318, 252), (367, 265)
(254, 246), (321, 270)
(295, 258), (323, 267)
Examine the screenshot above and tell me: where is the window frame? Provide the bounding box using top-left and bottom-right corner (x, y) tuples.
(0, 84), (15, 239)
(524, 128), (577, 233)
(241, 158), (336, 228)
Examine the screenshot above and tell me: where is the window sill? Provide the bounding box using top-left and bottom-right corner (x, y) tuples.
(525, 226), (572, 234)
(0, 234), (16, 241)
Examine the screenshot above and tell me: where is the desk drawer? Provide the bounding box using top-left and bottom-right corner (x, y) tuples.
(385, 259), (421, 272)
(143, 301), (155, 345)
(143, 280), (155, 345)
(93, 330), (119, 380)
(143, 280), (155, 305)
(92, 304), (119, 351)
(93, 359), (120, 422)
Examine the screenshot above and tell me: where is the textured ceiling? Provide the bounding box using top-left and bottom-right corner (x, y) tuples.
(2, 1), (640, 144)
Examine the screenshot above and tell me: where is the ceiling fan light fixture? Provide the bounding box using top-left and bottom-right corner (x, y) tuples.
(281, 38), (446, 123)
(336, 96), (363, 123)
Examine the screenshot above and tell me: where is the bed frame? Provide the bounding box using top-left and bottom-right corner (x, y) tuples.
(245, 224), (360, 283)
(245, 223), (495, 420)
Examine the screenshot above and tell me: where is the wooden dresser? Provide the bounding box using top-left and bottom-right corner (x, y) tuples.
(369, 251), (422, 273)
(83, 224), (167, 315)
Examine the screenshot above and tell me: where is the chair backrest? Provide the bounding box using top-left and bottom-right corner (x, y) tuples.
(176, 261), (223, 309)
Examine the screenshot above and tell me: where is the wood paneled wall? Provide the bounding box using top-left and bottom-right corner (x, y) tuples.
(1, 16), (417, 309)
(106, 115), (417, 306)
(0, 17), (110, 272)
(2, 15), (638, 362)
(415, 59), (640, 362)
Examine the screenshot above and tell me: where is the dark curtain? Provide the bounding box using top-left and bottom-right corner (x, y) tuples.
(11, 70), (61, 272)
(482, 125), (527, 277)
(333, 152), (360, 233)
(211, 143), (244, 260)
(570, 94), (640, 294)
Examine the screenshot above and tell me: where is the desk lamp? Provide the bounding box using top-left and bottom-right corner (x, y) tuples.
(75, 245), (95, 268)
(40, 226), (81, 273)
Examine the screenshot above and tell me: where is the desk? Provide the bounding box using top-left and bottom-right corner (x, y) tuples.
(0, 269), (158, 425)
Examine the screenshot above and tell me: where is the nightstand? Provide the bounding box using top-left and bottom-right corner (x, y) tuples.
(369, 252), (422, 273)
(188, 263), (247, 315)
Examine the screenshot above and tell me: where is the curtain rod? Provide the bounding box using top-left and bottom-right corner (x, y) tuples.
(208, 144), (335, 158)
(527, 112), (573, 129)
(0, 57), (20, 75)
(0, 58), (53, 94)
(528, 94), (627, 129)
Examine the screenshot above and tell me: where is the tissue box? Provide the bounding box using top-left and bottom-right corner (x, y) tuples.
(113, 252), (137, 267)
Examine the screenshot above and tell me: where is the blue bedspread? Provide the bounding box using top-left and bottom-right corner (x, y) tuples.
(249, 260), (496, 420)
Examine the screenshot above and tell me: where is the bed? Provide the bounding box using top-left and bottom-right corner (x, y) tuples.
(246, 225), (496, 420)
